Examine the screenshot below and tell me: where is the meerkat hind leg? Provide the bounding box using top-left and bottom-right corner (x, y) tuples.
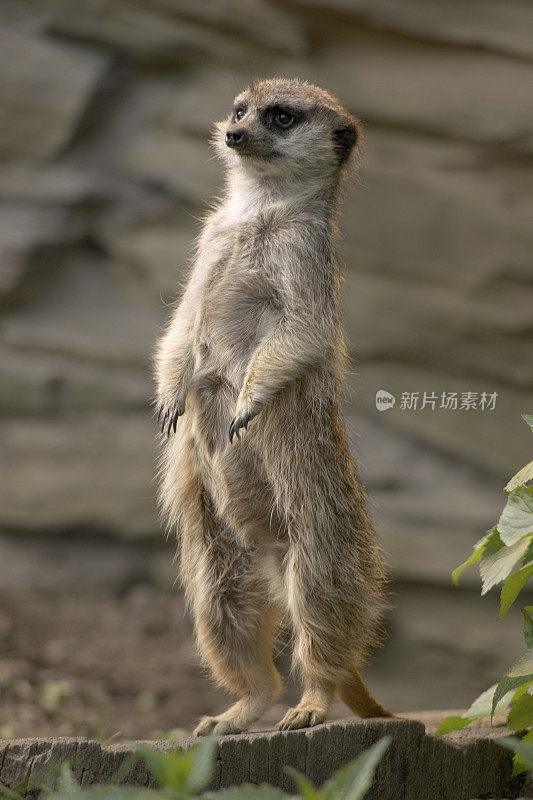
(192, 606), (282, 736)
(190, 496), (282, 736)
(193, 621), (282, 737)
(192, 590), (282, 736)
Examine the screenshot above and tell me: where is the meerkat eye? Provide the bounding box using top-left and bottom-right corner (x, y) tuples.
(233, 107), (246, 123)
(273, 109), (295, 128)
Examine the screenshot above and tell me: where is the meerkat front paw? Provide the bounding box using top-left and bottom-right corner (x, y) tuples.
(229, 411), (254, 443)
(156, 395), (186, 437)
(229, 399), (261, 443)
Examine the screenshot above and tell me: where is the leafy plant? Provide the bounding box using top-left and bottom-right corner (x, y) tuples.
(284, 736), (390, 800)
(0, 734), (390, 800)
(438, 414), (533, 775)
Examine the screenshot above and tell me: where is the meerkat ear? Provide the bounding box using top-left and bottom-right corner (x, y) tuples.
(332, 121), (359, 163)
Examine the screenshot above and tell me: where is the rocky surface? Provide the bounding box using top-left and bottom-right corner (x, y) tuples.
(0, 0), (532, 738)
(0, 716), (526, 799)
(1, 0), (531, 550)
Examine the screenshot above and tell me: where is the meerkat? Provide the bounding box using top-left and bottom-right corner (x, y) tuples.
(155, 78), (392, 736)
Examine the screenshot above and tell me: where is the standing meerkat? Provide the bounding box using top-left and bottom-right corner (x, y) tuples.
(155, 78), (392, 735)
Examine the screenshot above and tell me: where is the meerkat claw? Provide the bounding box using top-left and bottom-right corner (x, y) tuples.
(158, 403), (184, 436)
(163, 407), (183, 436)
(229, 413), (252, 443)
(277, 707), (327, 731)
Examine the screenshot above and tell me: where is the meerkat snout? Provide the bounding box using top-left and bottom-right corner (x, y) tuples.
(225, 128), (246, 148)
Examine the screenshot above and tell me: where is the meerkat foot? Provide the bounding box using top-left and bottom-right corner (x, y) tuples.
(193, 715), (244, 736)
(277, 706), (327, 731)
(193, 690), (276, 736)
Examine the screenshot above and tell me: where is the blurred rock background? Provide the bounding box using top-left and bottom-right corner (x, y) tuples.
(0, 0), (532, 738)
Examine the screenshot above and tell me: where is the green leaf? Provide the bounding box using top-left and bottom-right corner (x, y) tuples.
(465, 684), (514, 719)
(0, 783), (27, 800)
(505, 461), (533, 493)
(523, 608), (533, 648)
(320, 736), (390, 800)
(52, 763), (79, 796)
(452, 528), (502, 585)
(521, 539), (533, 566)
(499, 565), (533, 617)
(110, 752), (142, 786)
(481, 527), (508, 557)
(204, 785), (290, 800)
(497, 487), (533, 545)
(438, 681), (518, 735)
(498, 730), (533, 776)
(492, 650), (533, 716)
(186, 736), (218, 795)
(508, 648), (533, 678)
(436, 716), (471, 734)
(43, 787), (141, 800)
(480, 536), (530, 594)
(522, 414), (533, 430)
(514, 728), (533, 776)
(437, 681), (519, 735)
(452, 551), (483, 586)
(507, 693), (533, 730)
(135, 744), (194, 794)
(493, 675), (533, 718)
(285, 768), (321, 800)
(511, 682), (531, 704)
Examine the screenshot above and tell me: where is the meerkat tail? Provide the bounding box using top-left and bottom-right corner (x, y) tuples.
(338, 668), (395, 718)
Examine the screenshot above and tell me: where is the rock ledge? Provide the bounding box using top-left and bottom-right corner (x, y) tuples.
(0, 715), (525, 799)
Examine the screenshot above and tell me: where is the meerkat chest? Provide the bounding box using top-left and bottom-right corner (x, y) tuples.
(194, 214), (284, 371)
(203, 215), (281, 315)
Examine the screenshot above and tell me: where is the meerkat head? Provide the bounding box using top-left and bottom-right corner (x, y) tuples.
(214, 78), (361, 187)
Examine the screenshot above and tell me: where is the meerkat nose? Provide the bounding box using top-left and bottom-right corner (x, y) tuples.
(225, 128), (246, 148)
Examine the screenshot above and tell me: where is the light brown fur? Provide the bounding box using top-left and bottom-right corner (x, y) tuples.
(154, 78), (392, 735)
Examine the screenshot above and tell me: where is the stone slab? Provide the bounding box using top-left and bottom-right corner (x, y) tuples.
(0, 715), (525, 799)
(0, 27), (107, 159)
(292, 0), (533, 60)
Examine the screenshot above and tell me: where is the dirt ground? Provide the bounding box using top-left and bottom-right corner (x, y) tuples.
(2, 584), (409, 742)
(0, 576), (525, 743)
(0, 585), (335, 741)
(0, 586), (227, 741)
(0, 583), (412, 742)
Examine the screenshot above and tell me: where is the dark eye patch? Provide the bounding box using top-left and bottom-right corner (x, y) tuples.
(263, 104), (305, 133)
(332, 123), (358, 163)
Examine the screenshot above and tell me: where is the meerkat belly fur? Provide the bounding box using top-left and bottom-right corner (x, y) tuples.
(155, 78), (392, 735)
